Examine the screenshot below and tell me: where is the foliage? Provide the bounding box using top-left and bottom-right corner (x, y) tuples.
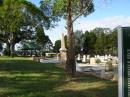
(82, 27), (117, 56)
(35, 25), (50, 48)
(53, 40), (61, 53)
(75, 30), (84, 54)
(111, 29), (118, 56)
(54, 27), (118, 56)
(40, 0), (94, 24)
(83, 31), (96, 54)
(96, 58), (101, 64)
(40, 37), (53, 53)
(0, 43), (2, 51)
(0, 0), (50, 57)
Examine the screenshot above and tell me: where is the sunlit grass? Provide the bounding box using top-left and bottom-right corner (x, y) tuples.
(0, 57), (118, 97)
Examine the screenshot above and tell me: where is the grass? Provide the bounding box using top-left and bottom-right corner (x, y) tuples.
(0, 57), (118, 97)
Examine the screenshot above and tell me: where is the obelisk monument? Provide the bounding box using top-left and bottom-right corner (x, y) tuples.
(59, 33), (67, 63)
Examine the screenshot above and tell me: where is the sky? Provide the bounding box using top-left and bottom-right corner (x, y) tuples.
(28, 0), (130, 44)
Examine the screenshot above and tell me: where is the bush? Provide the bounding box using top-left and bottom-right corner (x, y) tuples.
(96, 58), (101, 64)
(3, 48), (10, 56)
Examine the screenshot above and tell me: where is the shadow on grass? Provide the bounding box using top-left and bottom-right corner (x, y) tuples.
(0, 59), (118, 97)
(52, 84), (118, 97)
(0, 60), (67, 97)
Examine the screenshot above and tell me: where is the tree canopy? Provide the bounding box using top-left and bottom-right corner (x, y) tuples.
(0, 0), (50, 57)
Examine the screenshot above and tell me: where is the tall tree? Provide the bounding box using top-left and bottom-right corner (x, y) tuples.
(41, 0), (94, 76)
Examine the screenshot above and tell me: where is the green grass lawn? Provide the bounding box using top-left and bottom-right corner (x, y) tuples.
(0, 57), (118, 97)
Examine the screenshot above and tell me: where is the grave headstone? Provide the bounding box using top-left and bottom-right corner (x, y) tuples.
(82, 55), (87, 63)
(90, 57), (97, 65)
(104, 55), (108, 60)
(77, 54), (82, 63)
(108, 54), (111, 59)
(97, 55), (100, 58)
(112, 59), (118, 81)
(77, 54), (81, 60)
(87, 55), (90, 59)
(57, 53), (60, 60)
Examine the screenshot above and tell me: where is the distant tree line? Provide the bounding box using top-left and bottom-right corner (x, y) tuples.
(53, 27), (117, 56)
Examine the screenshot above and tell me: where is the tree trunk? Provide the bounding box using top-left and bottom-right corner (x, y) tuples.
(10, 43), (15, 58)
(9, 33), (16, 58)
(6, 42), (11, 56)
(66, 0), (76, 77)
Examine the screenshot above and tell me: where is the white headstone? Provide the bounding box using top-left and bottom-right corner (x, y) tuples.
(87, 55), (90, 59)
(104, 55), (108, 60)
(82, 55), (87, 62)
(112, 63), (118, 81)
(97, 55), (100, 58)
(90, 57), (97, 65)
(108, 54), (111, 59)
(77, 54), (81, 61)
(57, 53), (60, 60)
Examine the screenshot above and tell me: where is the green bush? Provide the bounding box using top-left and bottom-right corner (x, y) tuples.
(96, 58), (101, 64)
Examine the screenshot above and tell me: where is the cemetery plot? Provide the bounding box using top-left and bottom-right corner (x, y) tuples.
(76, 54), (118, 81)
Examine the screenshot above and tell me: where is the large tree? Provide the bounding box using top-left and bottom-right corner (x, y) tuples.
(40, 0), (94, 76)
(0, 0), (49, 57)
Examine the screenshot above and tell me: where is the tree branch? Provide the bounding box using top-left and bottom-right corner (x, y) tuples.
(72, 0), (92, 23)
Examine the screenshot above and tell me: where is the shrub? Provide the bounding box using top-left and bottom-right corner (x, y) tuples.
(96, 58), (101, 64)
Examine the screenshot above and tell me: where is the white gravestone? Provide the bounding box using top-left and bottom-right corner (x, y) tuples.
(112, 59), (118, 81)
(82, 55), (87, 63)
(90, 57), (97, 65)
(77, 54), (81, 61)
